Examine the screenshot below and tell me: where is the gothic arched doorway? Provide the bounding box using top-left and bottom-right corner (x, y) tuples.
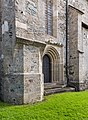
(43, 54), (51, 83)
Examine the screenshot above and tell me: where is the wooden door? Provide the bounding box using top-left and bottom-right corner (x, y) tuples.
(43, 55), (51, 83)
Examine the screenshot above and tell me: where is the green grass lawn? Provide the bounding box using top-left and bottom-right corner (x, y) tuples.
(0, 91), (88, 120)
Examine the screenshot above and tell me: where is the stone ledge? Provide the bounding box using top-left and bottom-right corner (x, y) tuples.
(82, 22), (88, 29)
(16, 36), (46, 46)
(16, 36), (63, 47)
(77, 49), (84, 54)
(69, 5), (84, 15)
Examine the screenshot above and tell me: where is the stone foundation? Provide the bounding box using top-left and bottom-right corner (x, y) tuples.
(79, 82), (88, 91)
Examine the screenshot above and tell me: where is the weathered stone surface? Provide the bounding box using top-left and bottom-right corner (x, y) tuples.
(0, 0), (88, 104)
(68, 0), (88, 90)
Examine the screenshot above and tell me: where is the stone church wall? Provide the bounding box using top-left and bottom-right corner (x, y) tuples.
(0, 0), (88, 104)
(0, 0), (17, 103)
(68, 0), (88, 90)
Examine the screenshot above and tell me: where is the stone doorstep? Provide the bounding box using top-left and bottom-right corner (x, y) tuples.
(44, 86), (75, 96)
(44, 83), (66, 90)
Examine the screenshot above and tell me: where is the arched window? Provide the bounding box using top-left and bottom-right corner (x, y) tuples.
(45, 0), (53, 36)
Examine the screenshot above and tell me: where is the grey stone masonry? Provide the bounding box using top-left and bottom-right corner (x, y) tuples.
(0, 0), (88, 104)
(68, 0), (88, 90)
(68, 5), (81, 90)
(0, 0), (64, 104)
(0, 0), (17, 103)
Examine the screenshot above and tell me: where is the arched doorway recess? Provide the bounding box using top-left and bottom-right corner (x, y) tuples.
(43, 46), (61, 83)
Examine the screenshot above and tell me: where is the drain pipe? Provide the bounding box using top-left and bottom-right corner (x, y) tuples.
(66, 0), (69, 85)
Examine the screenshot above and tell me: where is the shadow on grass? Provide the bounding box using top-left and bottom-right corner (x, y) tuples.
(0, 101), (13, 109)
